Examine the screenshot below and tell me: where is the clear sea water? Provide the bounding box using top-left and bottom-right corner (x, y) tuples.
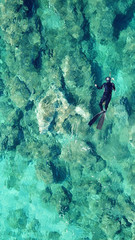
(0, 0), (135, 239)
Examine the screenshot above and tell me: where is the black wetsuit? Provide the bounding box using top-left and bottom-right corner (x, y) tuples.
(97, 81), (115, 111)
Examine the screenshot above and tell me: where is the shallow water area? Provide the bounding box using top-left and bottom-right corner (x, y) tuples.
(0, 0), (135, 239)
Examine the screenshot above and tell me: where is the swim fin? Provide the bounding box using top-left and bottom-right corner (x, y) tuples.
(97, 112), (106, 130)
(88, 111), (104, 127)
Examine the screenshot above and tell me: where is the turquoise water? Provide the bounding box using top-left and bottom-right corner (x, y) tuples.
(0, 0), (135, 239)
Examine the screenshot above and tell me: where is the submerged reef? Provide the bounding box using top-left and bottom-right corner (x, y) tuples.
(0, 0), (135, 239)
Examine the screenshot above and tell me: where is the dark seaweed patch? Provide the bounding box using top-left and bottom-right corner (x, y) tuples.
(81, 13), (90, 41)
(49, 161), (66, 183)
(120, 97), (131, 115)
(25, 100), (34, 111)
(113, 3), (135, 39)
(23, 0), (39, 18)
(32, 50), (42, 70)
(62, 118), (72, 134)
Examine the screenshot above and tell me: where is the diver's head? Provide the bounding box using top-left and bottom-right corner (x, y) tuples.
(105, 77), (111, 81)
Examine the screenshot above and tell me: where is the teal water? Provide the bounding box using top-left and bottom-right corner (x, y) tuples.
(0, 0), (135, 239)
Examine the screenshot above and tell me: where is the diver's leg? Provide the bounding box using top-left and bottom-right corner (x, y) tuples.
(99, 95), (106, 111)
(105, 95), (111, 110)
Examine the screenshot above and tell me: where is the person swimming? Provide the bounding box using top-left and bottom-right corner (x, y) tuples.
(95, 76), (116, 111)
(88, 76), (116, 129)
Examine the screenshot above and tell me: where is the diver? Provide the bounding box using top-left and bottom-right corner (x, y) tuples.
(95, 76), (116, 111)
(88, 76), (116, 129)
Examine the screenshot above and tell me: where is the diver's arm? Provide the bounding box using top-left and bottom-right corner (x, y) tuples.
(95, 83), (104, 89)
(112, 83), (116, 91)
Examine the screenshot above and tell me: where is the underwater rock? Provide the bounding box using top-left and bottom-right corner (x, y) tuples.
(0, 103), (25, 151)
(51, 185), (72, 214)
(61, 54), (92, 106)
(40, 187), (52, 205)
(92, 225), (107, 240)
(36, 88), (71, 133)
(7, 209), (27, 229)
(36, 162), (54, 184)
(129, 123), (135, 150)
(9, 77), (30, 108)
(101, 214), (120, 239)
(48, 231), (60, 240)
(0, 79), (5, 96)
